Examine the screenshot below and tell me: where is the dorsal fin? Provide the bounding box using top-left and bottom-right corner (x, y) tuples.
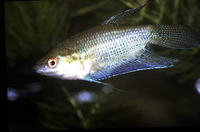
(101, 2), (149, 25)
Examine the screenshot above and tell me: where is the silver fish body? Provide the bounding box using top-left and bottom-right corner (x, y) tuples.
(68, 25), (153, 80)
(34, 3), (200, 84)
(73, 25), (151, 64)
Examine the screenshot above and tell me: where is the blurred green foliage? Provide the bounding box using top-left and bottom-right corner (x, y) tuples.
(6, 0), (200, 129)
(6, 1), (70, 67)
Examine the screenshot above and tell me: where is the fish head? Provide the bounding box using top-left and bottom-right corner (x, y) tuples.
(33, 47), (91, 80)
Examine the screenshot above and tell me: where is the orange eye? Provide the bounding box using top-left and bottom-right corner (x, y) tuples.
(48, 57), (58, 68)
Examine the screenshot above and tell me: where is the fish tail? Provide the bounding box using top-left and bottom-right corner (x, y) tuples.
(150, 25), (200, 49)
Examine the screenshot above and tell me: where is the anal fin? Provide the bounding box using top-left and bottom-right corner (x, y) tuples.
(87, 48), (178, 81)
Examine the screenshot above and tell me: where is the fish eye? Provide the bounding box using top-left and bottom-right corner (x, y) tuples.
(48, 57), (58, 68)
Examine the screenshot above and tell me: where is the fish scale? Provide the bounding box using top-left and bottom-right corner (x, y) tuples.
(74, 25), (151, 60)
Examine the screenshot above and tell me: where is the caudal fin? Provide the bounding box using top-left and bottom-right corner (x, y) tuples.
(150, 25), (200, 49)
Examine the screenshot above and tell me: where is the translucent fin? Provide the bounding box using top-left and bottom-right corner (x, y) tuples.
(83, 78), (126, 93)
(150, 25), (200, 49)
(87, 48), (178, 81)
(101, 2), (148, 25)
(83, 78), (107, 85)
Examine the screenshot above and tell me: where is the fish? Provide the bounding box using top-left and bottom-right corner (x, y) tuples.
(34, 2), (200, 85)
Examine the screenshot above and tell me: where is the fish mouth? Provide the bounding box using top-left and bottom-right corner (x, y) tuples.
(35, 69), (60, 78)
(36, 69), (66, 80)
(33, 64), (65, 79)
(33, 65), (55, 74)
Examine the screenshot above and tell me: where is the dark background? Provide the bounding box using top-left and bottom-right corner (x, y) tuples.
(6, 0), (200, 130)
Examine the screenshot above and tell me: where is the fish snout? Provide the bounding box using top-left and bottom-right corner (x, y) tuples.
(32, 64), (46, 74)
